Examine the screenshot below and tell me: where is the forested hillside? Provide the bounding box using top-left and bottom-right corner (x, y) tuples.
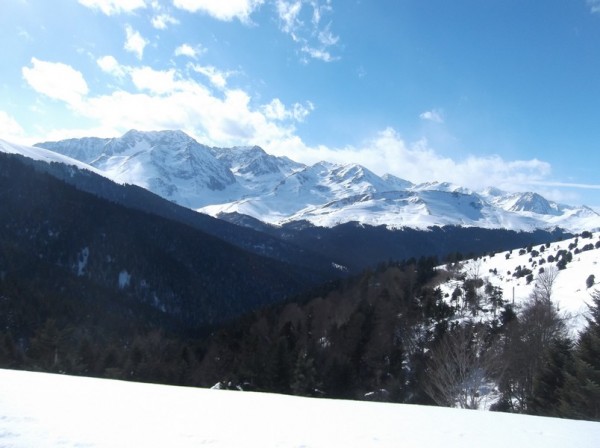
(0, 153), (325, 335)
(194, 238), (600, 420)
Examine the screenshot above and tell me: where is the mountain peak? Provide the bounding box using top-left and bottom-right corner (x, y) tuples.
(20, 130), (600, 233)
(117, 129), (197, 148)
(506, 192), (559, 215)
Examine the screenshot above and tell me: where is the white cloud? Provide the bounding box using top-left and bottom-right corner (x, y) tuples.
(301, 45), (335, 62)
(151, 13), (179, 29)
(262, 98), (313, 122)
(20, 59), (547, 197)
(17, 27), (32, 42)
(130, 66), (179, 94)
(419, 109), (444, 124)
(124, 25), (148, 59)
(23, 62), (303, 149)
(0, 111), (25, 140)
(275, 0), (339, 62)
(171, 0), (338, 61)
(19, 57), (553, 199)
(318, 24), (339, 47)
(97, 55), (127, 78)
(528, 180), (600, 190)
(174, 43), (203, 59)
(192, 65), (232, 89)
(267, 128), (552, 195)
(173, 0), (264, 22)
(276, 0), (302, 35)
(78, 0), (147, 15)
(22, 58), (89, 105)
(587, 0), (600, 14)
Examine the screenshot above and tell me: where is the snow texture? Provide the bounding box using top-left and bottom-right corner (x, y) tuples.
(0, 368), (598, 448)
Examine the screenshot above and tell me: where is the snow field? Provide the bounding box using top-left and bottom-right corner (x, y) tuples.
(438, 233), (600, 333)
(1, 369), (599, 448)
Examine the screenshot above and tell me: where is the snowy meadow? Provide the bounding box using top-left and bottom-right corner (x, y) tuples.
(1, 368), (599, 447)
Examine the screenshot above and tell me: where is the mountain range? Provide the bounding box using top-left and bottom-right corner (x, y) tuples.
(29, 129), (599, 233)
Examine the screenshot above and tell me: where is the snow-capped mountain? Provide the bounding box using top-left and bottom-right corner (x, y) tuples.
(203, 166), (599, 232)
(0, 138), (106, 176)
(210, 145), (304, 195)
(36, 130), (237, 208)
(17, 130), (600, 232)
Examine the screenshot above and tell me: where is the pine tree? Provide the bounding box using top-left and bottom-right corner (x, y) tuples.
(290, 350), (321, 396)
(560, 292), (600, 420)
(528, 336), (574, 416)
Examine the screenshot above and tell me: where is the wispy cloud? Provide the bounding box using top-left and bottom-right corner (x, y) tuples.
(0, 111), (25, 141)
(528, 180), (600, 190)
(276, 0), (302, 36)
(78, 0), (147, 15)
(191, 65), (233, 89)
(419, 109), (444, 124)
(173, 0), (265, 22)
(262, 98), (314, 122)
(169, 0), (338, 62)
(587, 0), (600, 14)
(275, 0), (339, 62)
(151, 13), (179, 29)
(124, 25), (148, 60)
(17, 27), (32, 42)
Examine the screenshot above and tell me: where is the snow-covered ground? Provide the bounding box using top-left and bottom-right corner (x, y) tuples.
(1, 369), (599, 447)
(438, 233), (600, 333)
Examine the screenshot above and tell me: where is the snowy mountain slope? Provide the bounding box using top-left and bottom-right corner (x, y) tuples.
(204, 180), (599, 232)
(1, 369), (599, 448)
(28, 130), (600, 232)
(211, 145), (305, 194)
(437, 232), (600, 332)
(0, 139), (106, 176)
(33, 136), (109, 164)
(37, 130), (238, 208)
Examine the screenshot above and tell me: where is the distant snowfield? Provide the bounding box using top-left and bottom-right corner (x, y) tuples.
(0, 369), (599, 448)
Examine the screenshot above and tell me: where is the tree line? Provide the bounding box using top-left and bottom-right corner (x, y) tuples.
(1, 250), (599, 421)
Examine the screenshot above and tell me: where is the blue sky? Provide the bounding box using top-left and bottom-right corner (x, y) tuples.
(1, 0), (600, 209)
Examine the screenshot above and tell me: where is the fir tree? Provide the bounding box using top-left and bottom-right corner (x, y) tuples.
(290, 350), (320, 396)
(560, 292), (600, 420)
(528, 336), (574, 416)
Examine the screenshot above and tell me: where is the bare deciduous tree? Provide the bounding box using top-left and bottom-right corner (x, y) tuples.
(497, 269), (568, 413)
(532, 265), (558, 302)
(424, 324), (493, 409)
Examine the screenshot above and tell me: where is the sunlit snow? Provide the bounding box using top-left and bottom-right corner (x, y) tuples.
(438, 233), (600, 333)
(1, 369), (598, 448)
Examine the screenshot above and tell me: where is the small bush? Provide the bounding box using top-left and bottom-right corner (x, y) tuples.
(586, 274), (595, 289)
